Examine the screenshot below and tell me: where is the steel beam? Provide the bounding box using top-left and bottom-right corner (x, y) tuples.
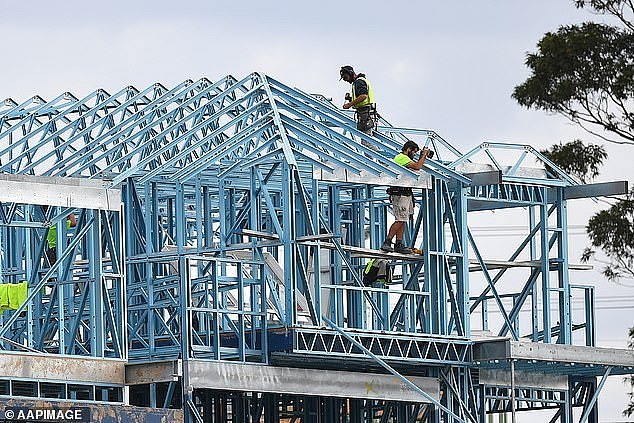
(0, 175), (120, 211)
(560, 181), (629, 200)
(474, 339), (634, 370)
(0, 352), (124, 385)
(187, 360), (438, 403)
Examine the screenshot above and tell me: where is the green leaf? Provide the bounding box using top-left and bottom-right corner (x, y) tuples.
(513, 22), (634, 144)
(540, 140), (606, 183)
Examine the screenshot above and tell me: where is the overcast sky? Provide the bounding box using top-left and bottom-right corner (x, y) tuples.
(1, 1), (632, 420)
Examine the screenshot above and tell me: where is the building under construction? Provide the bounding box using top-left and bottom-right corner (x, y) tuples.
(0, 73), (632, 422)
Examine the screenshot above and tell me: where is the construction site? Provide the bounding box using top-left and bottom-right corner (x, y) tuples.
(0, 72), (633, 422)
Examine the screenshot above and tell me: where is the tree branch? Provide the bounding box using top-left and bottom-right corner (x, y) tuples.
(560, 101), (634, 144)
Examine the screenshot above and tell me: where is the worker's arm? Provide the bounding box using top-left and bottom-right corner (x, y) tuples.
(343, 94), (368, 109)
(405, 148), (431, 171)
(68, 213), (77, 228)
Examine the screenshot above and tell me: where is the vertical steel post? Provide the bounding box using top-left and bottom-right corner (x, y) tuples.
(25, 205), (34, 348)
(282, 161), (296, 327)
(455, 182), (470, 337)
(88, 209), (104, 356)
(539, 189), (551, 343)
(436, 179), (447, 335)
(510, 359), (516, 423)
(311, 178), (322, 326)
(55, 207), (66, 354)
(584, 287), (595, 346)
(329, 185), (343, 325)
(529, 206), (539, 342)
(176, 182), (194, 422)
(426, 183), (439, 335)
(556, 187), (571, 344)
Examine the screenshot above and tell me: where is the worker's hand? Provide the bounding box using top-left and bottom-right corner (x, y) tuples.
(343, 102), (352, 109)
(418, 147), (432, 163)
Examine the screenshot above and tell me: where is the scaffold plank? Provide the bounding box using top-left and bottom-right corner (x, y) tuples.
(467, 259), (592, 271)
(308, 242), (426, 261)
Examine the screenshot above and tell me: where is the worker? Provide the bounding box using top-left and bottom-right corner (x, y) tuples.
(381, 141), (432, 254)
(363, 258), (391, 330)
(42, 206), (77, 266)
(340, 65), (378, 149)
(363, 258), (392, 287)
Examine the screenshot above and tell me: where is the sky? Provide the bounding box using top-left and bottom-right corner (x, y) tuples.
(1, 1), (632, 420)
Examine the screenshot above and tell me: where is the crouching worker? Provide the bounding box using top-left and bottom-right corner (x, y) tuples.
(363, 258), (392, 330)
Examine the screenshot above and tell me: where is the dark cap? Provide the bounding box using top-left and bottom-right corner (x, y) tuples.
(340, 65), (354, 80)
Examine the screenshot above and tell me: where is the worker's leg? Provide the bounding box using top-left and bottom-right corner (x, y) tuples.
(393, 225), (412, 254)
(382, 221), (405, 252)
(386, 221), (403, 241)
(393, 195), (413, 254)
(382, 195), (412, 253)
(396, 223), (406, 243)
(382, 196), (398, 251)
(356, 107), (377, 151)
(45, 247), (57, 267)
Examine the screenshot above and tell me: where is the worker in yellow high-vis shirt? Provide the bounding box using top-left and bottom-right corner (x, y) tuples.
(381, 141), (433, 254)
(42, 206), (76, 266)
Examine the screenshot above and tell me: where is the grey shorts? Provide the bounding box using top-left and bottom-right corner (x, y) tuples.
(355, 106), (375, 132)
(391, 194), (413, 222)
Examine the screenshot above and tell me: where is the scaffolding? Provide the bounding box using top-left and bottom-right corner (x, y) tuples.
(0, 72), (632, 422)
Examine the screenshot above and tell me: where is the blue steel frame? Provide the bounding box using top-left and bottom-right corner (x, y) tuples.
(0, 202), (125, 359)
(0, 72), (627, 422)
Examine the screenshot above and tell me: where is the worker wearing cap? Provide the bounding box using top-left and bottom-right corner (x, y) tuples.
(340, 65), (378, 150)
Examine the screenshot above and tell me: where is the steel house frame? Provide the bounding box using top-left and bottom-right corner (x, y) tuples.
(0, 73), (632, 422)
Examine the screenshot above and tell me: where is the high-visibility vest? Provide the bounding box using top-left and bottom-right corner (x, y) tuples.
(351, 76), (374, 109)
(363, 259), (390, 286)
(47, 219), (72, 249)
(393, 153), (412, 167)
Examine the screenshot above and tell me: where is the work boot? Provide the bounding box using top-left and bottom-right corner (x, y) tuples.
(394, 241), (412, 254)
(380, 240), (393, 252)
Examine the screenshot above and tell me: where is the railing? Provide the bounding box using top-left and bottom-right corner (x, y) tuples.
(0, 204), (125, 359)
(128, 254), (270, 363)
(185, 256), (268, 362)
(316, 283), (431, 333)
(471, 284), (596, 346)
